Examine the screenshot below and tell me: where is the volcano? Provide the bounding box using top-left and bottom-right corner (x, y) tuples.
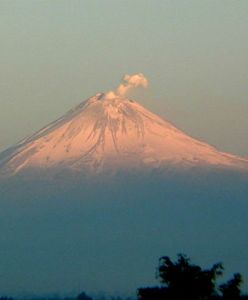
(0, 75), (248, 296)
(0, 86), (247, 177)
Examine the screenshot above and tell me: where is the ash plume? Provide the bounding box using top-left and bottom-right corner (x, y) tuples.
(105, 73), (148, 99)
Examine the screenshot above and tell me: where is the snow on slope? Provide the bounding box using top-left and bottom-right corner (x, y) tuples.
(0, 92), (247, 177)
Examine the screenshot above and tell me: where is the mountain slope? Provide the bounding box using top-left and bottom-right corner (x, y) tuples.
(1, 92), (247, 177)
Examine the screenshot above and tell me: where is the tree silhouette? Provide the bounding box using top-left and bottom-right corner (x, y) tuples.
(220, 273), (242, 300)
(77, 292), (92, 300)
(157, 254), (223, 299)
(138, 254), (246, 300)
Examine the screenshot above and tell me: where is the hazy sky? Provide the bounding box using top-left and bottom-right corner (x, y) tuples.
(0, 0), (247, 156)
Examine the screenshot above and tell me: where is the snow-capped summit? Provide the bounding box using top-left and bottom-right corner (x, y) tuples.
(0, 74), (247, 176)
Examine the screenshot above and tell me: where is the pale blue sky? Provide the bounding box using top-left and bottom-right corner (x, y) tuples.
(0, 0), (248, 156)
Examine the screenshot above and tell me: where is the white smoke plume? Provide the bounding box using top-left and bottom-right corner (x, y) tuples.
(105, 73), (148, 99)
(116, 73), (148, 96)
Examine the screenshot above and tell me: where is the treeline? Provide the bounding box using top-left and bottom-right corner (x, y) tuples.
(1, 254), (248, 300)
(0, 293), (134, 300)
(138, 254), (248, 300)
